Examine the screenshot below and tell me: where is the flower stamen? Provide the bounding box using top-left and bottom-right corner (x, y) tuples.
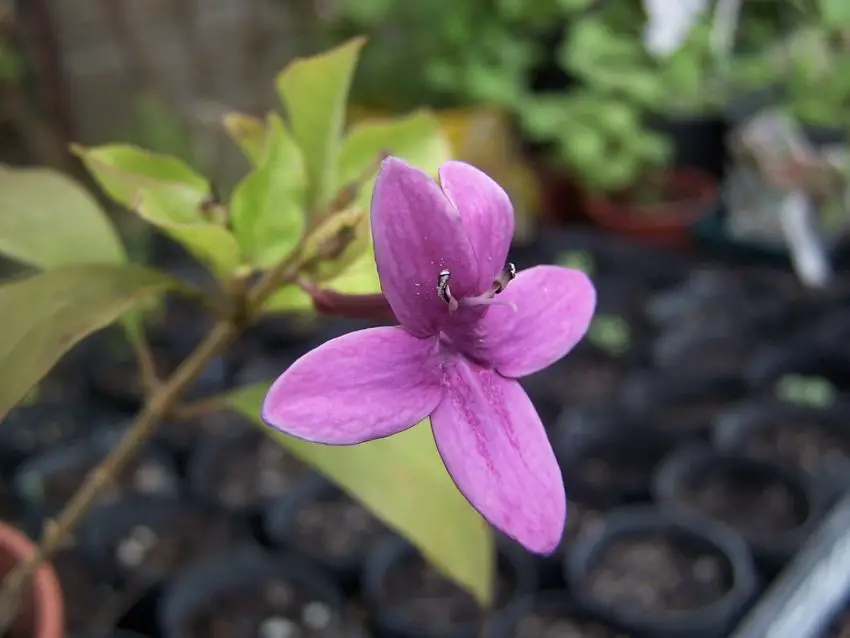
(437, 269), (459, 312)
(437, 263), (518, 313)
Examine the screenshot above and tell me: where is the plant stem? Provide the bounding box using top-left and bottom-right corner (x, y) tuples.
(0, 249), (308, 634)
(0, 319), (236, 635)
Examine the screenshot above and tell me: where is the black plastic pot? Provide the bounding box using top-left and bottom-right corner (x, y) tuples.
(12, 427), (179, 514)
(77, 494), (250, 585)
(70, 632), (149, 638)
(187, 426), (312, 515)
(159, 545), (363, 638)
(746, 341), (850, 397)
(51, 546), (121, 635)
(651, 326), (760, 378)
(81, 327), (228, 413)
(654, 446), (828, 573)
(77, 495), (250, 636)
(565, 506), (759, 638)
(729, 491), (850, 638)
(263, 475), (388, 591)
(649, 113), (729, 180)
(489, 591), (634, 638)
(0, 401), (118, 477)
(554, 416), (677, 506)
(619, 371), (749, 441)
(713, 399), (850, 503)
(361, 536), (537, 638)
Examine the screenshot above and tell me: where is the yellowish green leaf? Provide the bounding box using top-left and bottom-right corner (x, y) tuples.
(230, 114), (307, 269)
(0, 165), (126, 269)
(262, 284), (313, 314)
(302, 205), (370, 281)
(338, 110), (451, 210)
(72, 143), (209, 221)
(225, 384), (495, 606)
(0, 264), (178, 421)
(275, 37), (366, 208)
(223, 112), (268, 165)
(136, 188), (242, 279)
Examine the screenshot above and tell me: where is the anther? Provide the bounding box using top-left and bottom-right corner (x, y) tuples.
(437, 269), (451, 303)
(493, 262), (517, 294)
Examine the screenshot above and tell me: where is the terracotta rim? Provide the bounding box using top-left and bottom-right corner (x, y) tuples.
(585, 168), (719, 231)
(0, 523), (63, 638)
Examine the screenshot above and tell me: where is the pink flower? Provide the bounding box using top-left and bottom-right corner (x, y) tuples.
(262, 158), (596, 553)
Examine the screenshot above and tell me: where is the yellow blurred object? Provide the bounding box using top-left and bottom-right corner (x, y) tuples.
(348, 106), (542, 242)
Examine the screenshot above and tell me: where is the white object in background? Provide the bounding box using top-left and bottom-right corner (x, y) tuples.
(643, 0), (710, 57)
(779, 190), (832, 289)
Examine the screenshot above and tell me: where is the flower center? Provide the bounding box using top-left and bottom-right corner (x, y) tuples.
(436, 262), (517, 312)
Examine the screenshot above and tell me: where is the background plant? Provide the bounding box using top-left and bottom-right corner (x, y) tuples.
(0, 36), (496, 629)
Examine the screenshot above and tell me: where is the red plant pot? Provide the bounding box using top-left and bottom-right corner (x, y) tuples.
(584, 168), (719, 248)
(0, 523), (63, 638)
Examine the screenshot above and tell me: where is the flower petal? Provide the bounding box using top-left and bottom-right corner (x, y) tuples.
(438, 161), (515, 289)
(371, 157), (479, 337)
(431, 357), (565, 554)
(474, 265), (596, 378)
(262, 327), (444, 444)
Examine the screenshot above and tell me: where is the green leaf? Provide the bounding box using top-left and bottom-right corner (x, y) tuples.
(819, 0), (850, 29)
(263, 284), (313, 313)
(338, 110), (451, 210)
(72, 143), (209, 221)
(275, 37), (366, 208)
(0, 165), (127, 269)
(225, 383), (495, 606)
(0, 265), (178, 421)
(135, 189), (242, 278)
(230, 114), (307, 270)
(223, 112), (268, 166)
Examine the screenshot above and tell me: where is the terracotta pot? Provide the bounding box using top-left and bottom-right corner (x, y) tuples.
(584, 168), (719, 248)
(0, 522), (63, 638)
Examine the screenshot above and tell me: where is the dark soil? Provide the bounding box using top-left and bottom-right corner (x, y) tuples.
(656, 399), (731, 435)
(740, 421), (850, 474)
(513, 610), (633, 638)
(36, 453), (174, 509)
(587, 535), (733, 615)
(52, 549), (120, 633)
(558, 357), (626, 409)
(110, 508), (244, 581)
(564, 499), (605, 544)
(183, 577), (357, 638)
(207, 433), (309, 509)
(382, 554), (516, 632)
(571, 444), (665, 500)
(679, 468), (808, 540)
(292, 494), (386, 561)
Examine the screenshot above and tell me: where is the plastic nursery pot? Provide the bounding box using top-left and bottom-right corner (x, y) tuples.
(187, 425), (312, 515)
(159, 544), (365, 638)
(361, 535), (537, 638)
(728, 490), (850, 638)
(70, 632), (149, 638)
(0, 401), (113, 476)
(582, 168), (719, 248)
(650, 325), (763, 378)
(48, 545), (123, 636)
(648, 114), (729, 180)
(564, 506), (758, 638)
(554, 417), (677, 506)
(713, 399), (850, 503)
(653, 445), (828, 573)
(12, 427), (179, 514)
(745, 341), (850, 397)
(619, 370), (749, 441)
(0, 521), (64, 638)
(263, 475), (388, 590)
(78, 494), (250, 585)
(81, 326), (228, 412)
(77, 494), (250, 636)
(489, 591), (635, 638)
